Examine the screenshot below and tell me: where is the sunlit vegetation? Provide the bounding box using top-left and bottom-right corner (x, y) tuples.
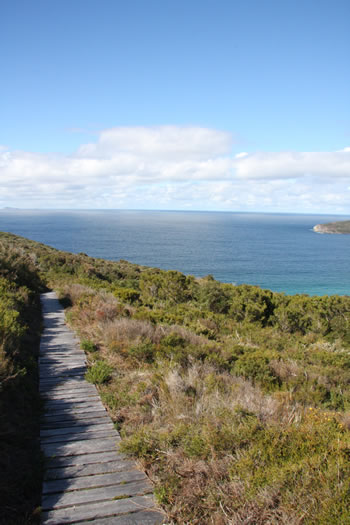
(1, 230), (350, 523)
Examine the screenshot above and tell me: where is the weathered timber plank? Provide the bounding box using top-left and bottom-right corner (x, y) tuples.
(41, 428), (118, 444)
(42, 437), (119, 457)
(43, 406), (105, 417)
(42, 479), (153, 510)
(42, 409), (107, 423)
(41, 384), (95, 393)
(42, 382), (94, 391)
(41, 415), (112, 430)
(42, 392), (100, 402)
(43, 469), (147, 494)
(43, 396), (101, 407)
(39, 366), (86, 376)
(40, 367), (86, 375)
(40, 378), (89, 388)
(44, 459), (136, 480)
(41, 350), (83, 354)
(40, 361), (86, 369)
(42, 404), (102, 417)
(40, 361), (86, 368)
(40, 357), (86, 363)
(46, 450), (126, 468)
(41, 389), (95, 398)
(39, 374), (86, 385)
(43, 404), (105, 417)
(43, 399), (102, 412)
(40, 368), (85, 376)
(78, 510), (165, 525)
(40, 353), (83, 359)
(41, 495), (158, 524)
(43, 403), (103, 417)
(40, 421), (114, 438)
(41, 381), (93, 393)
(44, 391), (100, 401)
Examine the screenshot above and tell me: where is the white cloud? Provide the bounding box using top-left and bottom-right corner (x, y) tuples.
(233, 150), (350, 180)
(235, 152), (248, 158)
(77, 126), (232, 161)
(1, 125), (350, 213)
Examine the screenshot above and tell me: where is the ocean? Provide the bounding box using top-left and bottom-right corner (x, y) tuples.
(1, 209), (349, 296)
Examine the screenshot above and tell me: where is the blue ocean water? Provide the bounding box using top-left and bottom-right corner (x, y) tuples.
(1, 209), (349, 296)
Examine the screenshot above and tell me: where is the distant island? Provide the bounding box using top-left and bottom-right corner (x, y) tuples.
(313, 219), (350, 234)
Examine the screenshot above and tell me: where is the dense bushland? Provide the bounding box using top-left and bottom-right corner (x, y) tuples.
(0, 237), (44, 524)
(1, 231), (350, 523)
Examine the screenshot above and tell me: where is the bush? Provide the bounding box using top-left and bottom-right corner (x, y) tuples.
(81, 339), (98, 352)
(113, 287), (140, 304)
(233, 349), (279, 389)
(128, 340), (156, 363)
(85, 361), (113, 384)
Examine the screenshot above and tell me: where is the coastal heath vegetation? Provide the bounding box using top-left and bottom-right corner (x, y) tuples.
(1, 231), (350, 523)
(0, 235), (44, 524)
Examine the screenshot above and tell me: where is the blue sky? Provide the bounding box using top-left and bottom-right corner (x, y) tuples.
(1, 0), (350, 212)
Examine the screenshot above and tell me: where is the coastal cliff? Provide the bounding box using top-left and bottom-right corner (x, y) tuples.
(313, 220), (350, 234)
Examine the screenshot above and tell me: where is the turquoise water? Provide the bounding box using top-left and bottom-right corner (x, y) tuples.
(1, 209), (349, 296)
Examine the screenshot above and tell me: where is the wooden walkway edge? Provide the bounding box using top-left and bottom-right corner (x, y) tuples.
(40, 291), (164, 525)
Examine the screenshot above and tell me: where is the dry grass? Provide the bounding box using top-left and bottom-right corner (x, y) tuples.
(57, 272), (350, 524)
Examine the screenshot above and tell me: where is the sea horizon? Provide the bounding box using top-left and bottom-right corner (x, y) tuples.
(1, 209), (350, 297)
(2, 207), (350, 217)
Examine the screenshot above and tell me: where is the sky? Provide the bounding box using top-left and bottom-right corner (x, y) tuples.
(1, 0), (349, 213)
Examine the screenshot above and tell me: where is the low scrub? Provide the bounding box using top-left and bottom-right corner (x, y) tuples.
(85, 360), (113, 384)
(0, 238), (43, 524)
(1, 231), (350, 523)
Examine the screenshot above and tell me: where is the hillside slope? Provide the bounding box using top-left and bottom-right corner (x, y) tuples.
(1, 231), (350, 524)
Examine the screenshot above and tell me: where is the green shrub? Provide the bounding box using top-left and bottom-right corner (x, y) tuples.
(113, 287), (140, 303)
(128, 340), (156, 363)
(233, 349), (279, 388)
(85, 360), (113, 384)
(81, 339), (98, 352)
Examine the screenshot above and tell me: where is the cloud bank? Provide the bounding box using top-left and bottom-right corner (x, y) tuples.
(1, 126), (350, 213)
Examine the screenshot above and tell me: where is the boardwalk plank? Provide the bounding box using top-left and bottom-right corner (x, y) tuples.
(41, 415), (112, 429)
(42, 479), (153, 510)
(44, 392), (101, 402)
(40, 359), (85, 364)
(43, 469), (147, 494)
(46, 450), (127, 468)
(42, 437), (119, 457)
(40, 379), (90, 390)
(78, 511), (165, 525)
(43, 384), (96, 392)
(41, 428), (118, 444)
(40, 422), (114, 438)
(45, 459), (136, 480)
(43, 407), (105, 418)
(40, 357), (86, 364)
(43, 405), (103, 417)
(43, 401), (104, 413)
(42, 385), (96, 393)
(43, 405), (105, 417)
(41, 495), (158, 524)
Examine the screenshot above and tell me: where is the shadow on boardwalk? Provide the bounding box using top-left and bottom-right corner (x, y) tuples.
(40, 292), (164, 524)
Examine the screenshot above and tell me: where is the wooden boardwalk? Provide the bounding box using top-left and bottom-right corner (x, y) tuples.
(40, 292), (164, 525)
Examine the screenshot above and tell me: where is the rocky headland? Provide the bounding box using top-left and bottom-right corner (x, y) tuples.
(313, 220), (350, 234)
